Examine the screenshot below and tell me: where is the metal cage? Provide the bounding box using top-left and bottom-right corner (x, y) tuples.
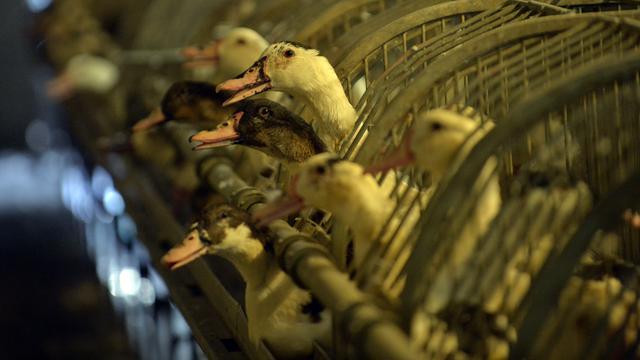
(399, 36), (640, 360)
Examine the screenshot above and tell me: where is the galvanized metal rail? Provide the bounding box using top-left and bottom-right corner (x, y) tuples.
(198, 156), (423, 360)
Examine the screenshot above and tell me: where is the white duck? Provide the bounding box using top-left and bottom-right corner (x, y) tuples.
(253, 153), (393, 270)
(47, 53), (120, 100)
(216, 41), (357, 151)
(367, 108), (501, 313)
(162, 204), (330, 359)
(182, 27), (270, 84)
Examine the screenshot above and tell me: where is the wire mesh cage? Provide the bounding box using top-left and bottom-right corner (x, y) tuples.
(345, 11), (640, 292)
(398, 40), (640, 360)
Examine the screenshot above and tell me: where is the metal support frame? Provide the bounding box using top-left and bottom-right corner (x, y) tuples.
(199, 157), (422, 360)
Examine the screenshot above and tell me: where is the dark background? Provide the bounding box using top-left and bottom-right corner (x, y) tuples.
(0, 1), (137, 358)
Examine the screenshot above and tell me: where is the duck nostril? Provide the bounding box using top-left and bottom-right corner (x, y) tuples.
(315, 165), (326, 175)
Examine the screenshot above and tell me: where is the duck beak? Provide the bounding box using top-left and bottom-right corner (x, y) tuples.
(253, 196), (305, 227)
(46, 72), (75, 100)
(131, 108), (166, 132)
(365, 132), (415, 174)
(252, 175), (304, 227)
(181, 40), (221, 69)
(189, 111), (243, 150)
(161, 228), (209, 270)
(216, 57), (271, 106)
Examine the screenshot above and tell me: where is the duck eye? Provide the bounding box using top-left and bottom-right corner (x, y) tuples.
(219, 212), (228, 219)
(430, 122), (443, 131)
(258, 107), (270, 117)
(221, 121), (229, 127)
(314, 165), (326, 175)
(236, 37), (246, 45)
(284, 49), (295, 58)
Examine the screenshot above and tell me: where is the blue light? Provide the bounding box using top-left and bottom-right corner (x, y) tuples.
(103, 186), (125, 215)
(91, 166), (114, 198)
(25, 0), (52, 12)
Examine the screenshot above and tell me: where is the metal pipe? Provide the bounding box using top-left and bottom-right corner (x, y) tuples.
(199, 157), (422, 360)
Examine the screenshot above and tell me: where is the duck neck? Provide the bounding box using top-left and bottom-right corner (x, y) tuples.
(335, 182), (392, 266)
(220, 239), (271, 288)
(294, 59), (356, 147)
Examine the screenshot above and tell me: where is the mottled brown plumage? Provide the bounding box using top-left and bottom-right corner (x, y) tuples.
(190, 99), (327, 163)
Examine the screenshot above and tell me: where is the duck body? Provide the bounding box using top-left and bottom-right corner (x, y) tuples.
(217, 42), (356, 151)
(367, 108), (501, 313)
(254, 153), (393, 269)
(162, 204), (329, 358)
(190, 99), (327, 163)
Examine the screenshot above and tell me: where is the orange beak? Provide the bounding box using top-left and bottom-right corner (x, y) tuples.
(161, 228), (209, 270)
(252, 175), (305, 227)
(189, 111), (243, 150)
(181, 39), (221, 69)
(215, 56), (271, 106)
(131, 107), (166, 132)
(365, 132), (415, 174)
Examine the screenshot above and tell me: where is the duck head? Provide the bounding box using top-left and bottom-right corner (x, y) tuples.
(253, 153), (375, 226)
(367, 108), (493, 179)
(216, 42), (333, 106)
(132, 81), (229, 132)
(162, 204), (260, 270)
(182, 27), (268, 76)
(47, 54), (120, 100)
(190, 99), (326, 160)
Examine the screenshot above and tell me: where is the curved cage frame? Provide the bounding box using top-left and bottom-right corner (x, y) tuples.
(342, 13), (640, 299)
(401, 51), (640, 358)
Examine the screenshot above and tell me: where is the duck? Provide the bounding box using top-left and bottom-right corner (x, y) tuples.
(132, 27), (271, 132)
(162, 204), (330, 359)
(129, 28), (278, 189)
(46, 53), (120, 100)
(253, 153), (394, 270)
(216, 41), (357, 151)
(181, 27), (270, 84)
(545, 260), (639, 360)
(190, 99), (327, 163)
(366, 108), (501, 313)
(409, 303), (515, 360)
(131, 80), (233, 132)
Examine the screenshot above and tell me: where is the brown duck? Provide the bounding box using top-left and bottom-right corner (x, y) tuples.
(132, 80), (234, 132)
(190, 99), (327, 163)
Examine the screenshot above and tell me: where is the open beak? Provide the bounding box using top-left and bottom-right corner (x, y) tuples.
(252, 175), (304, 227)
(215, 57), (271, 106)
(365, 132), (415, 174)
(161, 228), (209, 270)
(131, 107), (166, 132)
(181, 40), (221, 69)
(189, 111), (243, 150)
